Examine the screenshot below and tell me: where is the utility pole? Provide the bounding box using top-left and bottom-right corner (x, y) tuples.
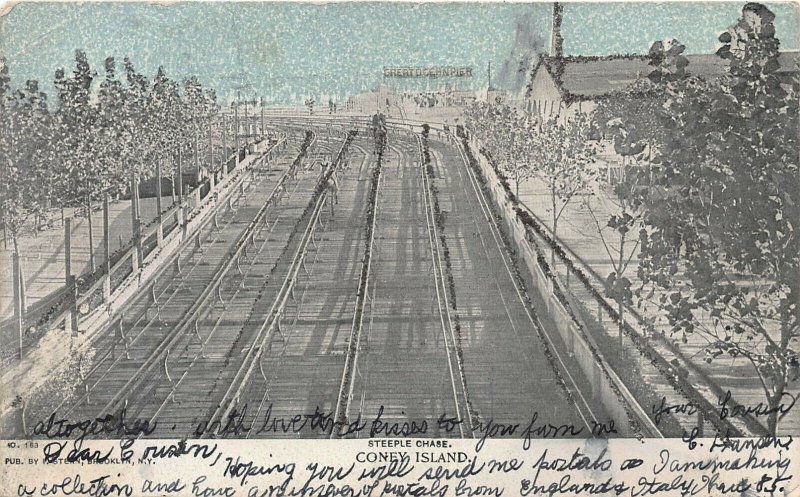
(64, 217), (78, 336)
(234, 99), (240, 159)
(130, 173), (142, 272)
(155, 160), (163, 245)
(129, 172), (137, 255)
(243, 96), (249, 145)
(222, 114), (227, 175)
(194, 126), (200, 180)
(13, 251), (24, 357)
(208, 120), (214, 175)
(177, 148), (184, 202)
(103, 193), (111, 300)
(155, 160), (162, 217)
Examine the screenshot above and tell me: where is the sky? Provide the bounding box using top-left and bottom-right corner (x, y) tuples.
(1, 1), (798, 104)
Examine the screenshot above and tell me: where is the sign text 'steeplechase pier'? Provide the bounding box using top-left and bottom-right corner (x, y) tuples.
(383, 67), (473, 78)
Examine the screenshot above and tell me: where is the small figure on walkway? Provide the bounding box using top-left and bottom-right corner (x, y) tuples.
(326, 174), (339, 217)
(317, 162), (339, 216)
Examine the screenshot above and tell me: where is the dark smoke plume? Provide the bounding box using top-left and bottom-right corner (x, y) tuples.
(496, 11), (546, 94)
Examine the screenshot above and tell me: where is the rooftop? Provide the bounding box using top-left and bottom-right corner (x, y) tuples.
(528, 51), (799, 101)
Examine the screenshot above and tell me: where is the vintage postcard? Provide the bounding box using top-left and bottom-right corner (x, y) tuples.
(0, 1), (797, 495)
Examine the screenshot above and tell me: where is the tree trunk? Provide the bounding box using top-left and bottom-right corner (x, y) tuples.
(63, 217), (78, 336)
(767, 380), (784, 436)
(234, 105), (240, 158)
(244, 101), (249, 145)
(551, 191), (559, 266)
(618, 232), (626, 347)
(103, 194), (111, 299)
(767, 310), (790, 436)
(130, 173), (137, 243)
(170, 154), (177, 204)
(156, 160), (163, 216)
(208, 123), (214, 175)
(12, 237), (23, 358)
(64, 218), (72, 286)
(135, 177), (141, 224)
(103, 193), (110, 272)
(194, 129), (200, 180)
(178, 149), (184, 203)
(134, 174), (143, 268)
(222, 115), (227, 175)
(87, 193), (95, 273)
(621, 155), (627, 183)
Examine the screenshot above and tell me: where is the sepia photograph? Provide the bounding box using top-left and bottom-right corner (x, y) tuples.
(0, 1), (798, 495)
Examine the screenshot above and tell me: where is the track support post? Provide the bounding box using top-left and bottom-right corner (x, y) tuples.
(164, 349), (176, 403)
(259, 358), (268, 385)
(275, 312), (286, 341)
(194, 319), (207, 359)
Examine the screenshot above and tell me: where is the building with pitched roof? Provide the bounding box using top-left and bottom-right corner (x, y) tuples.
(524, 51), (798, 120)
(524, 3), (798, 120)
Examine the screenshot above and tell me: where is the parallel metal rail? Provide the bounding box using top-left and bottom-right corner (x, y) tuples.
(140, 139), (332, 433)
(203, 131), (359, 437)
(63, 131), (320, 421)
(25, 134), (287, 350)
(450, 134), (603, 433)
(415, 134), (473, 438)
(240, 141), (372, 438)
(452, 134), (663, 437)
(331, 143), (383, 437)
(202, 191), (329, 435)
(50, 133), (302, 420)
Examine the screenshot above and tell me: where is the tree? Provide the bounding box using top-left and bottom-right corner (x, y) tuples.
(584, 173), (647, 342)
(122, 57), (153, 182)
(0, 55), (8, 107)
(1, 77), (51, 254)
(500, 107), (536, 200)
(0, 67), (53, 356)
(150, 67), (185, 208)
(464, 102), (597, 253)
(54, 50), (101, 271)
(594, 79), (663, 175)
(0, 56), (9, 248)
(646, 38), (690, 84)
(96, 57), (127, 199)
(530, 112), (597, 260)
(202, 88), (220, 172)
(465, 102), (537, 200)
(587, 44), (691, 342)
(637, 4), (798, 434)
(183, 76), (206, 178)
